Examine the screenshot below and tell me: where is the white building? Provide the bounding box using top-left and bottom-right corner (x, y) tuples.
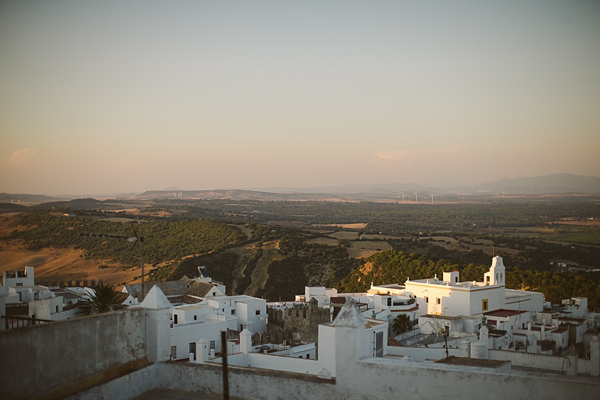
(204, 295), (268, 333)
(404, 256), (544, 317)
(2, 267), (77, 322)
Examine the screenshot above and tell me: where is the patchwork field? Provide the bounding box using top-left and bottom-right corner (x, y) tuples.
(306, 237), (339, 246)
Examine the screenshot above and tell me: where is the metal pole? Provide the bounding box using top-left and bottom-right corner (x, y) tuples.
(141, 237), (145, 301)
(221, 331), (230, 400)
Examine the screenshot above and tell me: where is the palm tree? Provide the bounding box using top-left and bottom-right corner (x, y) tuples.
(392, 314), (412, 336)
(80, 282), (127, 315)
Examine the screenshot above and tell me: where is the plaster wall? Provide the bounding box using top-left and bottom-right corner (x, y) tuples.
(3, 267), (34, 288)
(505, 289), (545, 312)
(318, 324), (337, 376)
(337, 356), (599, 400)
(386, 346), (461, 361)
(246, 353), (323, 374)
(489, 349), (569, 372)
(170, 317), (228, 360)
(0, 309), (146, 400)
(145, 308), (171, 364)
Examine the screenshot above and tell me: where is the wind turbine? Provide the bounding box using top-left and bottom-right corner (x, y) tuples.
(431, 194), (435, 204)
(414, 192), (418, 202)
(401, 192), (406, 202)
(81, 222), (146, 300)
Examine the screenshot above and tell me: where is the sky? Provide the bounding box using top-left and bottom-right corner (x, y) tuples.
(1, 1), (599, 196)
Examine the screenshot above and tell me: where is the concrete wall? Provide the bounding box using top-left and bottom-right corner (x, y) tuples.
(0, 309), (146, 400)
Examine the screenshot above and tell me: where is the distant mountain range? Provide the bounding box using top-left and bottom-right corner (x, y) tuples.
(256, 173), (600, 196)
(466, 173), (600, 194)
(1, 174), (599, 206)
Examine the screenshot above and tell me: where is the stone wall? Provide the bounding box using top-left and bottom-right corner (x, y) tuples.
(267, 299), (330, 344)
(0, 309), (146, 400)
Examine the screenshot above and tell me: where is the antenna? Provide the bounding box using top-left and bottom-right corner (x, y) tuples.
(81, 221), (146, 300)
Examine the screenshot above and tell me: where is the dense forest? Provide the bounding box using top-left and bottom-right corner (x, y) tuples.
(334, 250), (600, 311)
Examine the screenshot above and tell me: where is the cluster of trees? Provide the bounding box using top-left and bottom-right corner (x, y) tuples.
(333, 250), (600, 311)
(11, 210), (247, 266)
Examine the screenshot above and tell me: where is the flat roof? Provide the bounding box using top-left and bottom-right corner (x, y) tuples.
(559, 317), (586, 323)
(484, 309), (527, 318)
(405, 279), (503, 291)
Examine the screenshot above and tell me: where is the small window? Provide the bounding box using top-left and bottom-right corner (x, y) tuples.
(425, 297), (429, 303)
(255, 310), (260, 315)
(189, 342), (196, 356)
(210, 340), (215, 350)
(16, 283), (23, 287)
(170, 346), (177, 359)
(56, 305), (59, 313)
(482, 299), (489, 311)
(231, 309), (236, 315)
(455, 277), (458, 283)
(194, 315), (197, 321)
(387, 298), (392, 307)
(436, 298), (441, 305)
(174, 314), (178, 324)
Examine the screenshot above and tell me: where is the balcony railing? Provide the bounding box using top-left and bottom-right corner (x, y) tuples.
(1, 315), (53, 330)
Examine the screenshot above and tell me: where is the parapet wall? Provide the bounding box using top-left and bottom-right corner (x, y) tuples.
(0, 309), (146, 400)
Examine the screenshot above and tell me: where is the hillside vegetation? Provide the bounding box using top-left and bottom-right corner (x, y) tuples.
(9, 210), (246, 266)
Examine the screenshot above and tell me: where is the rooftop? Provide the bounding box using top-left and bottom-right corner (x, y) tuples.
(484, 309), (527, 318)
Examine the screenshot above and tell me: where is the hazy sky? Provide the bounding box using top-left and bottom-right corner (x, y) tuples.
(1, 1), (599, 195)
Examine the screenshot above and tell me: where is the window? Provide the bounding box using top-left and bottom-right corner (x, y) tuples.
(387, 298), (392, 307)
(482, 299), (489, 311)
(16, 283), (23, 287)
(174, 314), (178, 324)
(189, 342), (196, 357)
(194, 315), (197, 321)
(425, 297), (429, 303)
(231, 309), (236, 315)
(170, 346), (177, 359)
(255, 310), (260, 315)
(55, 305), (59, 313)
(455, 277), (458, 283)
(210, 340), (216, 351)
(436, 298), (441, 305)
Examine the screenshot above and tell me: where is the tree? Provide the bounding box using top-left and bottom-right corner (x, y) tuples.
(392, 314), (412, 336)
(80, 283), (127, 315)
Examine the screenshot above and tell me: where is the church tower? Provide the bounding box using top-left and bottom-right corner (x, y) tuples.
(484, 256), (505, 286)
